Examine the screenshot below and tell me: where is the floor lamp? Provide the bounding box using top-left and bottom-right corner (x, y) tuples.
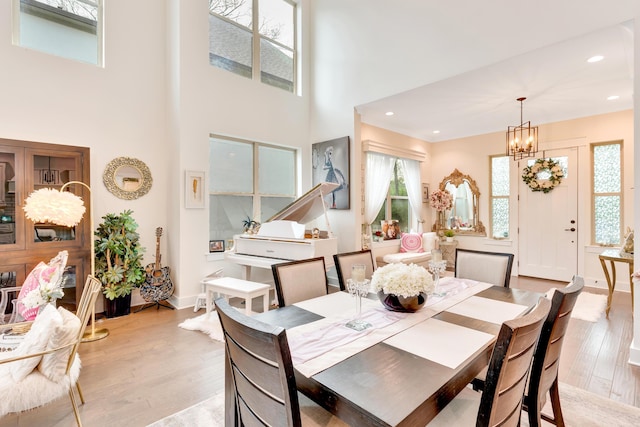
(23, 181), (109, 341)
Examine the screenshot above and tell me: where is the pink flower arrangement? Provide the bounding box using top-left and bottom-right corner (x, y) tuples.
(429, 189), (453, 212)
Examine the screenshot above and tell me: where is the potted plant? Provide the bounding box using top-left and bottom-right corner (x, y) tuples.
(443, 229), (455, 242)
(94, 210), (146, 318)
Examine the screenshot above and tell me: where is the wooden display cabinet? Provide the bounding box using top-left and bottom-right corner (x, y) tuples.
(0, 138), (91, 313)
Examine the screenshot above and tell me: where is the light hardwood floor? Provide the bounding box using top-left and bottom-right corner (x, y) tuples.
(1, 276), (639, 426)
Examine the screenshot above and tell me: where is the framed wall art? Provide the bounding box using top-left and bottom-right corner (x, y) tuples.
(185, 170), (205, 209)
(311, 136), (350, 209)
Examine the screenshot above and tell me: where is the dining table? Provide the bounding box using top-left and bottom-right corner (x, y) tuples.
(225, 277), (542, 426)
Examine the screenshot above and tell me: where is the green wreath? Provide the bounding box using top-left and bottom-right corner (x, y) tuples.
(522, 158), (564, 194)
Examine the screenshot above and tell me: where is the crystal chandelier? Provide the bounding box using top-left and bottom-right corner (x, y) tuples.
(506, 97), (538, 160)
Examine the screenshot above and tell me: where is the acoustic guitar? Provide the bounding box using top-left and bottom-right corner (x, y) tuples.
(140, 227), (174, 309)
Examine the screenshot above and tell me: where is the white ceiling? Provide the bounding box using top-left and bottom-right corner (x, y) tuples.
(355, 22), (634, 143)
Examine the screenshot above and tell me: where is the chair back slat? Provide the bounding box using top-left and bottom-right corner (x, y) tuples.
(478, 297), (550, 427)
(65, 275), (102, 374)
(525, 275), (584, 425)
(333, 250), (375, 291)
(215, 298), (301, 427)
(272, 257), (328, 307)
(454, 249), (514, 287)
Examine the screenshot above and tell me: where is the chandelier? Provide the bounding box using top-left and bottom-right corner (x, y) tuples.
(506, 97), (538, 160)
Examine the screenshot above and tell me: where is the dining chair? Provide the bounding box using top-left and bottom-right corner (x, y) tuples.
(0, 275), (102, 427)
(271, 257), (328, 307)
(333, 249), (375, 291)
(215, 297), (301, 426)
(522, 275), (584, 427)
(454, 248), (515, 287)
(427, 297), (551, 426)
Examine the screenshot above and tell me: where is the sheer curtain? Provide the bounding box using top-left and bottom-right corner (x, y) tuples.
(364, 152), (396, 234)
(399, 158), (424, 232)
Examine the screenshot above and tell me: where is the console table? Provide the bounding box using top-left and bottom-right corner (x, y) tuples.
(598, 248), (634, 317)
(439, 240), (458, 270)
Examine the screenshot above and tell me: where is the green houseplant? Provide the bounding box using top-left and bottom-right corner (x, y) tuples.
(443, 229), (455, 241)
(94, 210), (146, 317)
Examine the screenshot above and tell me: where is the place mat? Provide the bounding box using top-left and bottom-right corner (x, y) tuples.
(444, 296), (529, 324)
(293, 291), (379, 318)
(384, 318), (494, 369)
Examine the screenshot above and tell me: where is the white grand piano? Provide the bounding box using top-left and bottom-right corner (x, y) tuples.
(225, 182), (339, 281)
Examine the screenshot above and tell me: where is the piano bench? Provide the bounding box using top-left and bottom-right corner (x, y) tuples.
(203, 277), (271, 316)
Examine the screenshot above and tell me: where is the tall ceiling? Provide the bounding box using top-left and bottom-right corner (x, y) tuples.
(354, 20), (634, 143)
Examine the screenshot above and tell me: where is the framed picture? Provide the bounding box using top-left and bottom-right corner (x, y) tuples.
(422, 183), (429, 203)
(185, 170), (205, 209)
(209, 240), (225, 253)
(311, 136), (350, 209)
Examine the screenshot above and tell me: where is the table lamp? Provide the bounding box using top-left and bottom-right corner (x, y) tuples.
(23, 181), (109, 341)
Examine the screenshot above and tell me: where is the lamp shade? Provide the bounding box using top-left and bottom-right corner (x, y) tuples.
(23, 188), (86, 227)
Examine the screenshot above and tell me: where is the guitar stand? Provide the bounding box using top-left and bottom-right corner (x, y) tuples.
(135, 301), (175, 312)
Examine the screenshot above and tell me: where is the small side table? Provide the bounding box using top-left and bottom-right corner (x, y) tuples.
(203, 277), (271, 316)
(598, 249), (634, 317)
(439, 240), (458, 271)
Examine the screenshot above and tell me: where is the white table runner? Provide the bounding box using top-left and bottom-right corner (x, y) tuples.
(289, 278), (492, 378)
(383, 318), (494, 369)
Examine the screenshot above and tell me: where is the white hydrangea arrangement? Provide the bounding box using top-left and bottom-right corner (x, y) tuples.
(371, 263), (434, 298)
(21, 270), (65, 309)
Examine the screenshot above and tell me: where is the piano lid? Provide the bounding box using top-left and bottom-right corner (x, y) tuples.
(266, 182), (339, 225)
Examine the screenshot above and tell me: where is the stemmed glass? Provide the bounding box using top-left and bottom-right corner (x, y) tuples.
(345, 264), (372, 331)
(428, 259), (448, 297)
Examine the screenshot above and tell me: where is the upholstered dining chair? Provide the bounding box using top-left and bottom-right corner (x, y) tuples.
(0, 275), (102, 427)
(522, 275), (584, 427)
(333, 249), (376, 291)
(271, 257), (328, 307)
(215, 297), (301, 426)
(454, 248), (515, 287)
(427, 297), (551, 427)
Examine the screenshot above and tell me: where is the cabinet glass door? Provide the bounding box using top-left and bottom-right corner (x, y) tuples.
(0, 146), (25, 250)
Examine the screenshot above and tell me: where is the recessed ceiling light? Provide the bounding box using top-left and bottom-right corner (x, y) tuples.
(385, 111), (394, 116)
(433, 130), (440, 134)
(587, 55), (604, 63)
(607, 95), (620, 101)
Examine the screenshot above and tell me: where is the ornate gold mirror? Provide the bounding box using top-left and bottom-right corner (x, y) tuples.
(103, 157), (152, 200)
(435, 169), (486, 236)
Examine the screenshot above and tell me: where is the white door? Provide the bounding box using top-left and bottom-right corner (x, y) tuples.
(518, 148), (578, 281)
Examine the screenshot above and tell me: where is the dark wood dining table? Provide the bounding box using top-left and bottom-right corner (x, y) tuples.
(227, 285), (541, 427)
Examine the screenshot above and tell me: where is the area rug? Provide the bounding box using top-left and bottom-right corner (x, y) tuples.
(178, 312), (224, 342)
(148, 382), (639, 426)
(546, 290), (607, 322)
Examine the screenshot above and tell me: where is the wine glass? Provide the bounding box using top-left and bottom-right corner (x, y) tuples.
(345, 265), (372, 331)
(428, 260), (448, 297)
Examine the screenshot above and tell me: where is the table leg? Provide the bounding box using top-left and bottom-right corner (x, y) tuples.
(629, 262), (635, 314)
(263, 291), (269, 313)
(244, 297), (251, 316)
(599, 257), (616, 318)
(206, 286), (213, 314)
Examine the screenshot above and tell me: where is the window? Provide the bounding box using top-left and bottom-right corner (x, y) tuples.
(13, 0), (103, 65)
(208, 0), (296, 92)
(490, 155), (510, 238)
(373, 160), (410, 234)
(592, 141), (622, 245)
(209, 136), (296, 243)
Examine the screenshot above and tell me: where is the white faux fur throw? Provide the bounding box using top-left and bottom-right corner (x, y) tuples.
(0, 355), (81, 416)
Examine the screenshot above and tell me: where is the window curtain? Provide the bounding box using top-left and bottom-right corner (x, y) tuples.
(364, 152), (396, 234)
(399, 158), (424, 232)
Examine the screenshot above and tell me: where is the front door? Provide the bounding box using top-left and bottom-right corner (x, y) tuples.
(518, 148), (578, 281)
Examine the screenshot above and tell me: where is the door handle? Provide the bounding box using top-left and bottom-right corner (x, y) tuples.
(564, 228), (576, 232)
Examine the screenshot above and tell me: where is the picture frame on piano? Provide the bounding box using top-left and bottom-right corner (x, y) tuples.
(185, 170), (205, 209)
(209, 240), (225, 253)
(311, 136), (350, 210)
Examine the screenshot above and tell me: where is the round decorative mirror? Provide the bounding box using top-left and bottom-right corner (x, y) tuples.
(103, 157), (152, 200)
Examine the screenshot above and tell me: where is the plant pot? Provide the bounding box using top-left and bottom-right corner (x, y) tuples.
(446, 237), (454, 242)
(377, 290), (428, 313)
(104, 293), (132, 318)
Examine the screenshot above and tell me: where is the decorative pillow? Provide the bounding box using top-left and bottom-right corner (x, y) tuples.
(16, 251), (68, 321)
(10, 303), (62, 382)
(400, 233), (424, 253)
(39, 307), (81, 381)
